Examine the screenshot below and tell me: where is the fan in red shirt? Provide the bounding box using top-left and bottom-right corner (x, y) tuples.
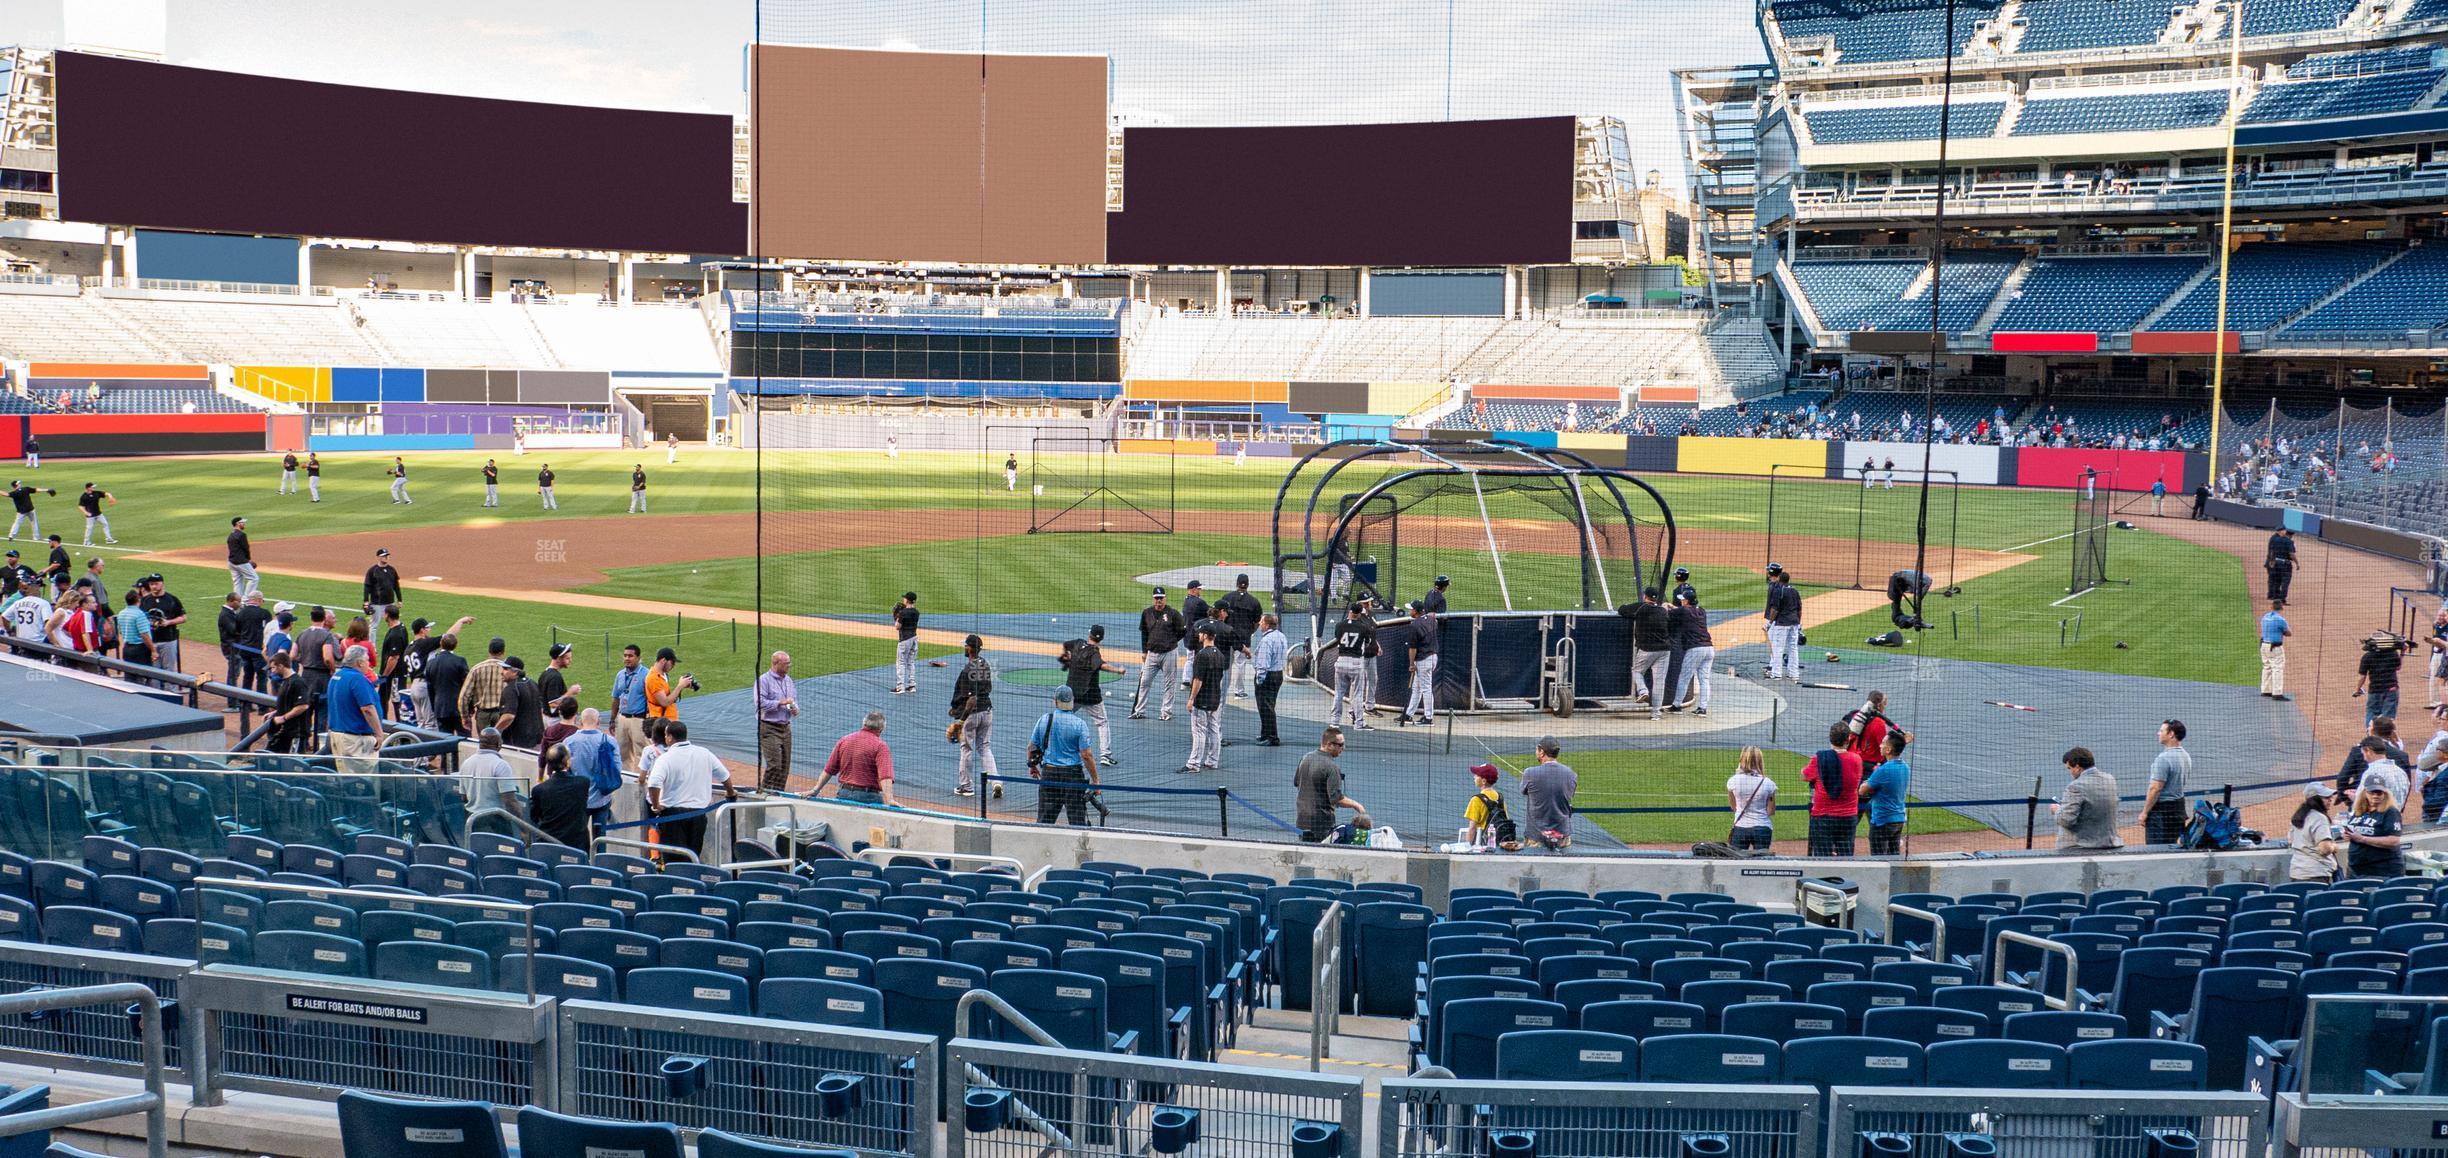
(1803, 721), (1865, 857)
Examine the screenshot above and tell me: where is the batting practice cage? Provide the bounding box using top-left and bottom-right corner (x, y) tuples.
(1019, 433), (1177, 535)
(2069, 470), (2118, 595)
(1272, 438), (1677, 715)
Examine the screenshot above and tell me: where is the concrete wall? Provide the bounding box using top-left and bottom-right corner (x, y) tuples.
(743, 410), (1104, 452)
(759, 798), (2423, 927)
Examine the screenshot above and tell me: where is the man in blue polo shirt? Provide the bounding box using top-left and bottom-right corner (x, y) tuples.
(2261, 599), (2292, 702)
(1028, 688), (1098, 827)
(326, 644), (384, 774)
(611, 643), (650, 768)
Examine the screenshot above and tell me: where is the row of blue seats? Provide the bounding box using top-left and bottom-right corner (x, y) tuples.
(334, 1090), (848, 1158)
(1469, 1021), (2214, 1090)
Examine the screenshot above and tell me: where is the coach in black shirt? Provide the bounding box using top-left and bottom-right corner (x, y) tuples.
(496, 657), (546, 749)
(528, 744), (593, 848)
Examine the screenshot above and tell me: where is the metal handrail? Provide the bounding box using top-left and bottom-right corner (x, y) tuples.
(195, 876), (538, 1003)
(593, 836), (696, 862)
(468, 806), (563, 847)
(0, 984), (168, 1158)
(1990, 930), (2081, 1011)
(1886, 902), (1946, 962)
(952, 993), (1081, 1151)
(1798, 879), (1857, 930)
(1312, 900), (1344, 1072)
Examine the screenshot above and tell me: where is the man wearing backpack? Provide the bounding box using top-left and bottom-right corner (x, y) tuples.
(1801, 722), (1863, 856)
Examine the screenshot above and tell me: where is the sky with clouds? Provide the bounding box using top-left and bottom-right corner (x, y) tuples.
(4, 0), (1766, 178)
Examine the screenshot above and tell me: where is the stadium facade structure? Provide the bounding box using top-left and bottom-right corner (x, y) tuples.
(1713, 0), (2448, 388)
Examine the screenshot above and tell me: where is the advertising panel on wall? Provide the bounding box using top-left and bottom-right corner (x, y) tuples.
(2013, 446), (2196, 492)
(1834, 440), (2004, 486)
(1105, 117), (1575, 267)
(55, 52), (744, 254)
(748, 46), (1107, 266)
(1287, 381), (1373, 415)
(26, 413), (268, 457)
(1991, 332), (2101, 354)
(1675, 435), (1837, 478)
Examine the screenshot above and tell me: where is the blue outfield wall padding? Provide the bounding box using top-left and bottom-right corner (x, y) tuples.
(2282, 508), (2321, 536)
(1493, 431), (1560, 449)
(330, 367), (381, 403)
(308, 434), (476, 452)
(379, 367), (426, 401)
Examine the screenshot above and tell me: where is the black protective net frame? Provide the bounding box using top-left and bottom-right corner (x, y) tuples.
(2068, 468), (2118, 594)
(1024, 434), (1176, 535)
(1763, 463), (1963, 595)
(1335, 468), (1666, 620)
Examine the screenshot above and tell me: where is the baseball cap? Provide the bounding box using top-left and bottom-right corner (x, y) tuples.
(410, 617), (431, 633)
(375, 548), (390, 558)
(1409, 599), (1425, 612)
(549, 643), (572, 660)
(272, 601), (296, 616)
(1054, 687), (1075, 707)
(1434, 575), (1450, 586)
(1185, 579), (1203, 590)
(903, 591), (918, 602)
(504, 656), (526, 671)
(1674, 566), (1690, 578)
(1151, 586), (1167, 596)
(2301, 782), (2333, 799)
(1470, 762), (1499, 782)
(3, 550), (15, 559)
(1766, 562), (1785, 575)
(656, 647), (678, 662)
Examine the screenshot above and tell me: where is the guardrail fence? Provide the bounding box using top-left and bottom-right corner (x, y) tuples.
(950, 1037), (1365, 1158)
(188, 966), (556, 1110)
(1826, 1089), (2266, 1158)
(0, 940), (197, 1078)
(1381, 1077), (1823, 1158)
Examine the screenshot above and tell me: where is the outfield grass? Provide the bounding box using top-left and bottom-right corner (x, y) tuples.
(586, 531), (1765, 617)
(1808, 523), (2261, 686)
(146, 560), (954, 696)
(1495, 746), (1991, 844)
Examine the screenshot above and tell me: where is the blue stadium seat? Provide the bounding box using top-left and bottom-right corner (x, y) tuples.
(1683, 980), (1793, 1032)
(758, 977), (886, 1030)
(1927, 1038), (2068, 1088)
(531, 902), (626, 935)
(337, 1089), (507, 1158)
(93, 875), (175, 921)
(1784, 1035), (1926, 1089)
(1863, 1004), (1991, 1046)
(2003, 1010), (2127, 1048)
(256, 930), (366, 977)
(984, 969), (1134, 1054)
(456, 921), (551, 963)
(557, 928), (660, 978)
(634, 912), (728, 942)
(1064, 947), (1184, 1060)
(2068, 1039), (2209, 1090)
(661, 938), (766, 986)
(873, 958), (988, 1041)
(373, 941), (493, 991)
(624, 967), (750, 1015)
(949, 938), (1053, 975)
(1651, 956), (1754, 997)
(1808, 981), (1919, 1034)
(1722, 1001), (1850, 1045)
(1416, 975), (1543, 1063)
(360, 910), (454, 948)
(1580, 999), (1709, 1042)
(2150, 967), (2296, 1089)
(736, 922), (834, 955)
(499, 954), (618, 1002)
(2093, 947), (2213, 1027)
(1352, 902), (1434, 1016)
(1637, 1034), (1783, 1084)
(1494, 1029), (1640, 1081)
(0, 894), (32, 943)
(514, 1107), (682, 1158)
(1936, 985), (2047, 1028)
(1436, 997), (1569, 1079)
(39, 905), (140, 952)
(1764, 959), (1866, 992)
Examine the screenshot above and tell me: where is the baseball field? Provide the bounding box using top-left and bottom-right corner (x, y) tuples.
(27, 443), (2337, 848)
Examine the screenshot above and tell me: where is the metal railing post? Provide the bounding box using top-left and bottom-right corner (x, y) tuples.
(1885, 902), (1945, 961)
(1312, 900), (1343, 1071)
(1990, 930), (2080, 1010)
(0, 984), (169, 1158)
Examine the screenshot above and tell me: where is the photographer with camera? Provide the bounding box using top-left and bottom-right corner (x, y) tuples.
(645, 646), (698, 725)
(2357, 631), (2410, 725)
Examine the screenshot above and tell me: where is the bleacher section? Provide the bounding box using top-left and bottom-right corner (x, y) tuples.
(2281, 244), (2448, 335)
(2014, 0), (2178, 55)
(2239, 0), (2357, 38)
(1993, 254), (2208, 332)
(2244, 59), (2446, 123)
(2147, 242), (2392, 331)
(2011, 87), (2230, 134)
(1805, 99), (2007, 142)
(1768, 0), (2005, 64)
(1790, 253), (2022, 334)
(0, 290), (726, 372)
(1126, 314), (1781, 393)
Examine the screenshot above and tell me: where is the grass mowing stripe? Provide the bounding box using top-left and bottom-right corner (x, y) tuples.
(145, 560), (954, 699)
